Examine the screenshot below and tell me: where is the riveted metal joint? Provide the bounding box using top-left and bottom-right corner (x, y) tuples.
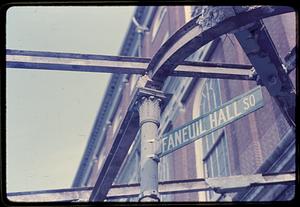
(249, 67), (257, 79)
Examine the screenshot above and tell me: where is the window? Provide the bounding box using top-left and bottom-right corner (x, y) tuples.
(162, 31), (169, 45)
(200, 79), (230, 200)
(151, 6), (167, 41)
(112, 112), (122, 135)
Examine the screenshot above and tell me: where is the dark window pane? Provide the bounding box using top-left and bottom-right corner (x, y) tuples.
(211, 150), (218, 177)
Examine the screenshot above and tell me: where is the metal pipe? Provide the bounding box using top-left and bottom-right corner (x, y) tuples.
(138, 96), (161, 201)
(132, 16), (149, 58)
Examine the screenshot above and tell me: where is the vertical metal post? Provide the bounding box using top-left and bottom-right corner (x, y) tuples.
(137, 30), (143, 57)
(138, 95), (161, 202)
(133, 15), (148, 57)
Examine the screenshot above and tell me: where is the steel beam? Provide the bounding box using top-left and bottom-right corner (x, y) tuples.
(6, 49), (254, 80)
(206, 172), (295, 194)
(6, 49), (149, 74)
(7, 187), (93, 202)
(8, 172), (295, 202)
(174, 61), (255, 80)
(234, 21), (296, 126)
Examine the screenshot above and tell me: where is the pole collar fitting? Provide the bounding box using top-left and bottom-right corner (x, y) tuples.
(140, 119), (160, 127)
(138, 191), (160, 202)
(148, 154), (160, 162)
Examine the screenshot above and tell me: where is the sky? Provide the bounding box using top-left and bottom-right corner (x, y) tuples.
(6, 6), (135, 192)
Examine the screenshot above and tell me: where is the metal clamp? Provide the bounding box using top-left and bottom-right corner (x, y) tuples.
(138, 191), (160, 202)
(148, 138), (162, 158)
(140, 119), (160, 128)
(147, 154), (160, 162)
(157, 139), (162, 156)
(249, 67), (257, 79)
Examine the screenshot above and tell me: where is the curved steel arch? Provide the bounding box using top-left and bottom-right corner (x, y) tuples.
(147, 6), (294, 86)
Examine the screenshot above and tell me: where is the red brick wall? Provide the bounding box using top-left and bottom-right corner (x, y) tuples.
(210, 13), (295, 175)
(143, 6), (186, 58)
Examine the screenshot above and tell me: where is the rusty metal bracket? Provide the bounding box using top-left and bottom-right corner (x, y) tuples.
(234, 21), (295, 127)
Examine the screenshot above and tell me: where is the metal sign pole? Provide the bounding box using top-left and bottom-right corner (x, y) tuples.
(138, 95), (161, 201)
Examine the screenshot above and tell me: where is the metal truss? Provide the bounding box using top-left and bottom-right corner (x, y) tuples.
(7, 171), (295, 202)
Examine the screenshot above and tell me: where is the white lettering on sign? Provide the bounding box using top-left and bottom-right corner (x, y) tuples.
(209, 101), (242, 129)
(160, 86), (264, 157)
(174, 130), (182, 146)
(168, 135), (175, 151)
(161, 119), (208, 155)
(243, 94), (256, 110)
(182, 126), (189, 142)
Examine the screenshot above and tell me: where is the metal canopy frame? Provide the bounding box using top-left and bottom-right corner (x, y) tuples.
(7, 171), (295, 202)
(6, 6), (296, 202)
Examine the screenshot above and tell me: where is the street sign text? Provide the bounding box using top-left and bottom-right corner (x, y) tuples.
(160, 86), (264, 157)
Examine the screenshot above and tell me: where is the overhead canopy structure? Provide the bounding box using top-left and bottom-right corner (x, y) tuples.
(88, 6), (296, 201)
(6, 6), (296, 202)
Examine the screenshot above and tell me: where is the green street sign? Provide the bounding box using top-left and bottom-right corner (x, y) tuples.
(160, 86), (264, 157)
